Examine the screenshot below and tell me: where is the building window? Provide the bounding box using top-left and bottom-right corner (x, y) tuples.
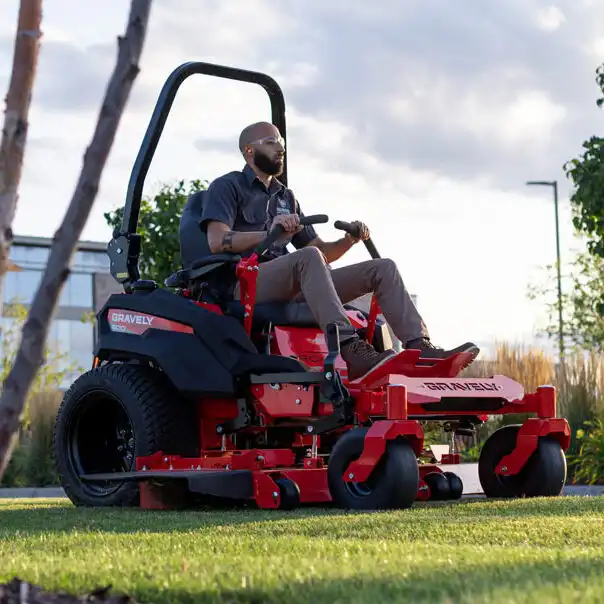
(60, 273), (93, 308)
(73, 250), (109, 271)
(4, 269), (93, 310)
(4, 270), (93, 309)
(3, 269), (43, 304)
(46, 318), (94, 388)
(70, 319), (94, 358)
(10, 245), (49, 267)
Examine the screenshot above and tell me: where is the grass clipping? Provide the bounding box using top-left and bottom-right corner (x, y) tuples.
(0, 577), (141, 603)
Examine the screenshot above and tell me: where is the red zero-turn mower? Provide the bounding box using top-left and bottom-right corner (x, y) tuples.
(52, 62), (571, 511)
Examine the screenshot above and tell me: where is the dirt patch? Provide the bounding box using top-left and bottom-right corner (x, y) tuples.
(0, 577), (142, 603)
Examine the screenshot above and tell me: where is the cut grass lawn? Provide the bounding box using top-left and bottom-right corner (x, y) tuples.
(1, 496), (603, 603)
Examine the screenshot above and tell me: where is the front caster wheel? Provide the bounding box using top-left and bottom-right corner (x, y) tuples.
(478, 425), (567, 498)
(423, 471), (450, 501)
(442, 471), (464, 500)
(275, 477), (300, 510)
(327, 428), (419, 510)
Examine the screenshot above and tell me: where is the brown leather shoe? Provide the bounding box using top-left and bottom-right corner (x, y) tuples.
(341, 339), (396, 381)
(406, 338), (480, 359)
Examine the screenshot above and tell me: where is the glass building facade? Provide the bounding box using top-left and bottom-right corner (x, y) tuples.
(1, 235), (123, 389)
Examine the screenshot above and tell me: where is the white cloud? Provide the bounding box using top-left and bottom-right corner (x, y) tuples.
(535, 6), (566, 32)
(265, 61), (320, 90)
(589, 37), (604, 57)
(388, 76), (566, 151)
(466, 90), (567, 147)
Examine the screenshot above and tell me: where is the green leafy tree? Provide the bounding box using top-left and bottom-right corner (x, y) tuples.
(564, 63), (604, 258)
(104, 179), (208, 284)
(528, 250), (604, 353)
(530, 62), (604, 352)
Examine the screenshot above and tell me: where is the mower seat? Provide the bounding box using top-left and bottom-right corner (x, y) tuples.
(225, 300), (317, 329)
(172, 190), (321, 330)
(164, 254), (241, 289)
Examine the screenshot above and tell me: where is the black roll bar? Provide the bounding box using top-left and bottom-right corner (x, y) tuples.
(107, 61), (288, 290)
(122, 61), (287, 236)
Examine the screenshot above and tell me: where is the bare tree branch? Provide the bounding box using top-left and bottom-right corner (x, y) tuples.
(0, 0), (43, 307)
(0, 0), (153, 480)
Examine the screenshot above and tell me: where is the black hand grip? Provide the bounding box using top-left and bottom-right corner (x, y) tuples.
(334, 220), (360, 237)
(302, 214), (329, 226)
(334, 219), (381, 259)
(256, 214), (329, 256)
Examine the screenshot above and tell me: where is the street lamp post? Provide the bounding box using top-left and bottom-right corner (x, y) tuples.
(526, 180), (565, 364)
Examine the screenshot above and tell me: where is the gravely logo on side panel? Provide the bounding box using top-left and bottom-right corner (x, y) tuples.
(110, 312), (154, 326)
(422, 381), (503, 392)
(107, 309), (193, 335)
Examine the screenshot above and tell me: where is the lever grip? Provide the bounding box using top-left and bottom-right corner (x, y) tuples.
(302, 214), (329, 226)
(334, 219), (381, 259)
(256, 214), (329, 256)
(334, 220), (360, 238)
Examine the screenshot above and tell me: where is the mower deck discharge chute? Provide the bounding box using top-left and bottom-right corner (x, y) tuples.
(52, 61), (571, 511)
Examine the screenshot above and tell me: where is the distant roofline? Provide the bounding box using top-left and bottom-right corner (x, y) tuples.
(12, 234), (107, 253)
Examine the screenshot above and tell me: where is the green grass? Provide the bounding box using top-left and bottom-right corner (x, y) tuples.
(1, 497), (604, 603)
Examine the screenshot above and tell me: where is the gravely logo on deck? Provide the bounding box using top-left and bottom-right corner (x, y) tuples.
(423, 381), (502, 392)
(110, 312), (154, 326)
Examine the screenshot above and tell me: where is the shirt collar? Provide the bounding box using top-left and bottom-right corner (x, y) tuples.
(242, 164), (285, 193)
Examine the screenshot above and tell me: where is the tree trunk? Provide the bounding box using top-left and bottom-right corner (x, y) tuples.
(0, 0), (153, 480)
(0, 0), (43, 312)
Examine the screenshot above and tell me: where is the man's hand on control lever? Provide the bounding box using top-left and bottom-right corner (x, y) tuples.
(344, 221), (370, 244)
(270, 213), (304, 241)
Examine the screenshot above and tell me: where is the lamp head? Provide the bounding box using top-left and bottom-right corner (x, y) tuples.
(526, 180), (556, 187)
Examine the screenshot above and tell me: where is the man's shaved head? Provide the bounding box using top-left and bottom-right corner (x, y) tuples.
(239, 121), (285, 177)
(238, 121), (279, 152)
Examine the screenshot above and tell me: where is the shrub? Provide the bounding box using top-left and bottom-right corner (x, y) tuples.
(0, 302), (80, 487)
(1, 390), (63, 487)
(0, 302), (75, 426)
(568, 419), (604, 485)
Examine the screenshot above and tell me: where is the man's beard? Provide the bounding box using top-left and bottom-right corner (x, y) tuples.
(253, 149), (283, 176)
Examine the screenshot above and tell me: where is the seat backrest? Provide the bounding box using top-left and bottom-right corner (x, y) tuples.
(179, 190), (211, 269)
(178, 189), (238, 302)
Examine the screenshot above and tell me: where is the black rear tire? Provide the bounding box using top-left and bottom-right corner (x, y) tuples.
(53, 363), (198, 507)
(327, 427), (419, 510)
(478, 424), (567, 498)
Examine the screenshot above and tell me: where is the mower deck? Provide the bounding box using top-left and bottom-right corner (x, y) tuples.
(77, 348), (570, 511)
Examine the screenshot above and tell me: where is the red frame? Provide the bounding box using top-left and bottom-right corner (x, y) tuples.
(132, 250), (571, 509)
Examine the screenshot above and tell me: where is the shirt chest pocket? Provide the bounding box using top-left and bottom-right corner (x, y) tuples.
(239, 198), (272, 230)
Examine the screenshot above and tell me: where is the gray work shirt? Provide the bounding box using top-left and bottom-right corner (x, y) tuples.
(200, 164), (318, 258)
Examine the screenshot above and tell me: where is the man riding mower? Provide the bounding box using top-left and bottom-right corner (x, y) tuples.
(197, 119), (480, 382)
(51, 61), (570, 512)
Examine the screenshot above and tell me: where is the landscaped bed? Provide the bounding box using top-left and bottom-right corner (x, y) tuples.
(1, 496), (603, 603)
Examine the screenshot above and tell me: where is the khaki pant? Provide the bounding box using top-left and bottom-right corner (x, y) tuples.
(237, 246), (429, 344)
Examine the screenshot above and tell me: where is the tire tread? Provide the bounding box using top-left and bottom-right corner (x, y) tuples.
(53, 362), (197, 507)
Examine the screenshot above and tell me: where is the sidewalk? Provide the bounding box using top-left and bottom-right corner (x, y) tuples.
(1, 464), (602, 499)
(0, 487), (66, 498)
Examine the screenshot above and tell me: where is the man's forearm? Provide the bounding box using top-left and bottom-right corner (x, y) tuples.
(311, 237), (354, 263)
(211, 230), (267, 254)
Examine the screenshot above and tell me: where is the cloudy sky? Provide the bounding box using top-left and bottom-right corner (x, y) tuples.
(1, 0), (603, 356)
